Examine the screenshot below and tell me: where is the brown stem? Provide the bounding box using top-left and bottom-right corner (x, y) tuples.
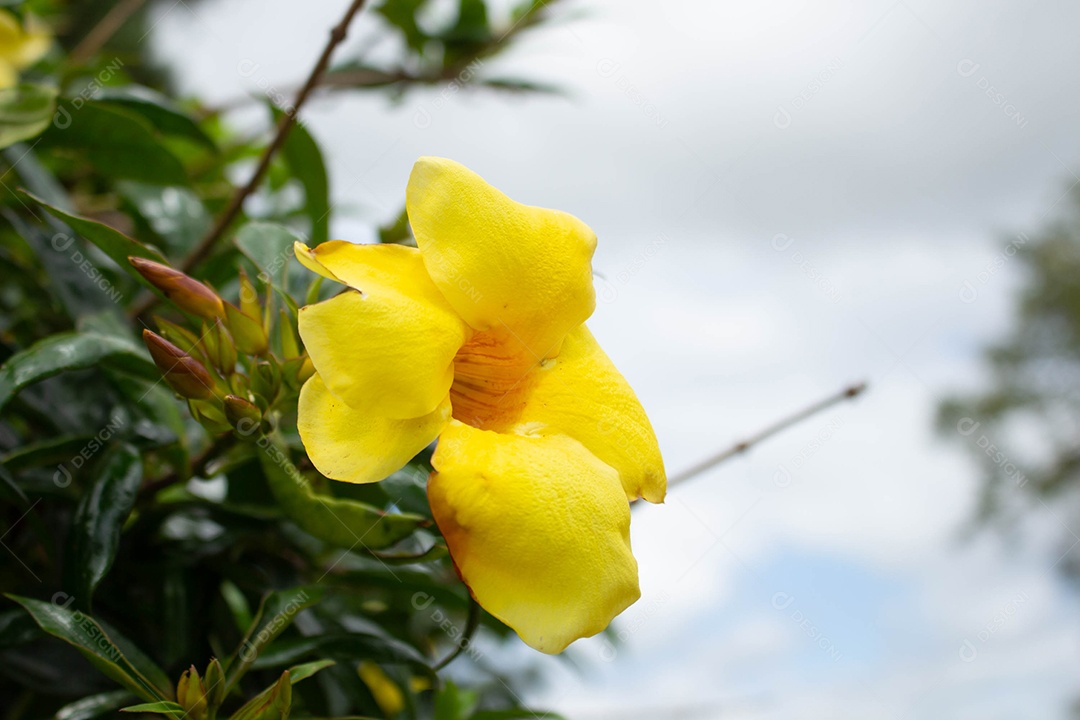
(70, 0), (147, 65)
(667, 381), (868, 487)
(177, 0), (369, 274)
(140, 432), (235, 498)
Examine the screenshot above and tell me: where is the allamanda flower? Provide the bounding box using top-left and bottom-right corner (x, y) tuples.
(295, 157), (665, 653)
(0, 11), (50, 89)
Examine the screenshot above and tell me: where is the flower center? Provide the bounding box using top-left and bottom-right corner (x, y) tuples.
(449, 329), (545, 430)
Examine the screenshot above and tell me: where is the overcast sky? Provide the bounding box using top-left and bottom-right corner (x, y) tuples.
(157, 0), (1080, 716)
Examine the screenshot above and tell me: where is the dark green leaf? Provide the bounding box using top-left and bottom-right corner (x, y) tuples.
(253, 631), (428, 670)
(65, 444), (143, 606)
(56, 690), (136, 720)
(0, 332), (157, 413)
(5, 595), (174, 702)
(234, 221), (308, 295)
(0, 83), (57, 149)
(40, 100), (188, 185)
(97, 86), (216, 150)
(258, 434), (427, 550)
(119, 182), (211, 255)
(225, 585), (323, 690)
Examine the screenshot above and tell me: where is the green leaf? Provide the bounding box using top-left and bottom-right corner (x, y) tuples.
(234, 222), (309, 295)
(257, 435), (427, 550)
(225, 585), (324, 691)
(284, 658), (335, 684)
(120, 701), (185, 717)
(228, 671), (292, 720)
(65, 444), (143, 607)
(375, 0), (429, 53)
(56, 690), (136, 720)
(41, 100), (188, 185)
(25, 191), (172, 291)
(0, 83), (57, 149)
(5, 595), (174, 702)
(119, 182), (212, 255)
(0, 463), (27, 506)
(275, 107), (329, 245)
(435, 681), (479, 720)
(253, 631), (428, 670)
(0, 332), (157, 413)
(96, 86), (216, 151)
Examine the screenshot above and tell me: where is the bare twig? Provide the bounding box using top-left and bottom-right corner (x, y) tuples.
(178, 0), (369, 273)
(668, 381), (867, 487)
(70, 0), (147, 66)
(139, 432), (235, 498)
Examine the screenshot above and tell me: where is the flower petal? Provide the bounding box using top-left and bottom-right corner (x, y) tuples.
(297, 242), (469, 419)
(428, 420), (639, 653)
(406, 157), (597, 359)
(298, 373), (450, 484)
(511, 325), (666, 503)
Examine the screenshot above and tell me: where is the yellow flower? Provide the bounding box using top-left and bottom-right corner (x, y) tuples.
(0, 11), (50, 89)
(295, 157), (666, 653)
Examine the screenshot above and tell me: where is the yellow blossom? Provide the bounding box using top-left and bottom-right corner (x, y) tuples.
(0, 11), (50, 89)
(295, 157), (665, 653)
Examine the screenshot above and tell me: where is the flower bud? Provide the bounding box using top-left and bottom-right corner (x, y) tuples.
(279, 309), (300, 358)
(177, 665), (208, 720)
(129, 256), (224, 320)
(238, 267), (262, 320)
(204, 658), (226, 708)
(224, 394), (262, 431)
(142, 329), (214, 400)
(202, 320), (237, 373)
(225, 301), (269, 355)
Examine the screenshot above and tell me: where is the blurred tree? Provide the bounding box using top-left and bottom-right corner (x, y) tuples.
(938, 184), (1080, 563)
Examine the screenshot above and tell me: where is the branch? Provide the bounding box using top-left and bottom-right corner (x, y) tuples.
(178, 0), (369, 273)
(667, 381), (867, 488)
(139, 432), (235, 499)
(70, 0), (147, 66)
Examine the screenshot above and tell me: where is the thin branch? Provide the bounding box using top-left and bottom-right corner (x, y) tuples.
(668, 381), (867, 488)
(139, 432), (235, 498)
(70, 0), (147, 65)
(432, 597), (481, 671)
(178, 0), (369, 273)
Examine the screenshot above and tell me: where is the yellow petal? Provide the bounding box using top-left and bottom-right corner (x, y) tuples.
(298, 373), (450, 484)
(428, 420), (639, 653)
(406, 157), (597, 360)
(296, 242), (469, 419)
(357, 661), (405, 716)
(0, 12), (50, 69)
(0, 60), (16, 90)
(512, 325), (666, 503)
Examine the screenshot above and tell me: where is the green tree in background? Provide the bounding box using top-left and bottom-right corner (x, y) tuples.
(938, 185), (1080, 562)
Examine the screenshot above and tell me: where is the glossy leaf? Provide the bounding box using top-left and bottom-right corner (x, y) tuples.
(65, 444), (143, 606)
(26, 191), (170, 287)
(40, 100), (188, 185)
(55, 690), (136, 720)
(225, 585), (324, 690)
(5, 595), (174, 702)
(257, 436), (427, 550)
(97, 86), (216, 150)
(0, 332), (157, 413)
